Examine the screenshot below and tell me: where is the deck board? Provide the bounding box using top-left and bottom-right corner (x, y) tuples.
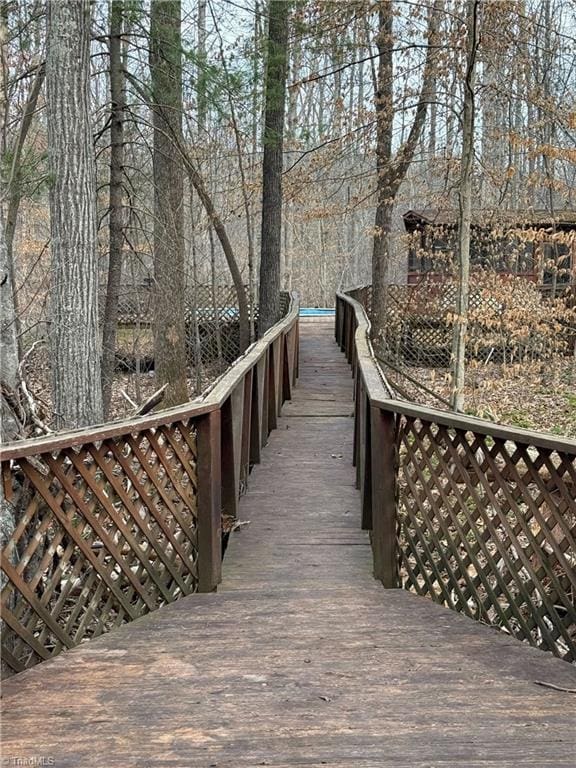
(2, 319), (575, 767)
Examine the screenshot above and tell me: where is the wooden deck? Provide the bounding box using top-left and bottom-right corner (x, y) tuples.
(2, 319), (575, 767)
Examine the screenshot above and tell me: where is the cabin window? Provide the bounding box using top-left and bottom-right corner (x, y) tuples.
(543, 243), (571, 284)
(427, 229), (453, 271)
(470, 236), (534, 274)
(496, 239), (534, 273)
(408, 248), (434, 274)
(431, 235), (450, 253)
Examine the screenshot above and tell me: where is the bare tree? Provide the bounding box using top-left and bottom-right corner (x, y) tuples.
(149, 0), (188, 407)
(259, 0), (290, 335)
(2, 63), (45, 340)
(371, 0), (440, 346)
(0, 216), (18, 393)
(101, 0), (125, 417)
(450, 0), (480, 412)
(46, 0), (103, 429)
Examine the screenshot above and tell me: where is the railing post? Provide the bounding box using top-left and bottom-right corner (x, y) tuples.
(361, 391), (372, 529)
(241, 368), (253, 490)
(370, 405), (398, 588)
(197, 409), (222, 592)
(220, 395), (237, 520)
(282, 334), (292, 402)
(261, 348), (270, 444)
(347, 308), (355, 364)
(294, 318), (300, 381)
(250, 356), (264, 464)
(267, 342), (278, 431)
(352, 364), (359, 471)
(336, 296), (344, 348)
(344, 306), (351, 359)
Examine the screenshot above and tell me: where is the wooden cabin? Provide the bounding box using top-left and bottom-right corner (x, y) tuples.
(403, 208), (576, 288)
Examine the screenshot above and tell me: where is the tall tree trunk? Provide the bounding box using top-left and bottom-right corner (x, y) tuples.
(197, 0), (207, 133)
(208, 224), (222, 364)
(211, 8), (256, 343)
(46, 0), (103, 430)
(188, 185), (203, 393)
(193, 0), (250, 352)
(283, 200), (292, 290)
(0, 9), (18, 392)
(428, 78), (437, 162)
(250, 0), (262, 339)
(3, 62), (45, 351)
(450, 0), (479, 412)
(0, 215), (19, 392)
(101, 0), (125, 417)
(150, 0), (187, 407)
(259, 0), (290, 335)
(371, 0), (440, 345)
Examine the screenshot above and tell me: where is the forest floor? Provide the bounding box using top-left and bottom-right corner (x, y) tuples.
(24, 342), (225, 427)
(22, 344), (576, 439)
(385, 357), (576, 439)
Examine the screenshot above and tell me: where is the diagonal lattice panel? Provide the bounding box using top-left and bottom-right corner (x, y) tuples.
(397, 415), (576, 661)
(1, 419), (198, 675)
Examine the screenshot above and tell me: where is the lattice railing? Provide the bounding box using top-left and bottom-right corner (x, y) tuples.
(359, 280), (575, 367)
(102, 284), (253, 372)
(103, 284), (249, 327)
(397, 416), (576, 662)
(1, 292), (300, 678)
(1, 419), (199, 674)
(336, 289), (576, 663)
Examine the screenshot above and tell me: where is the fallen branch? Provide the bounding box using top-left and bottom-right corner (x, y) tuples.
(11, 340), (53, 436)
(17, 339), (44, 377)
(120, 389), (138, 409)
(135, 383), (168, 416)
(20, 378), (52, 435)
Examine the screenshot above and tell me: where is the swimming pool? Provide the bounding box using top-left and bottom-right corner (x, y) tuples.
(299, 307), (335, 317)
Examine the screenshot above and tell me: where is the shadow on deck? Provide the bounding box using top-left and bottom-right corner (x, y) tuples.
(2, 319), (575, 767)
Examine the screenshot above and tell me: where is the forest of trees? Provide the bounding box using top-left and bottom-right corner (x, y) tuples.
(1, 0), (575, 436)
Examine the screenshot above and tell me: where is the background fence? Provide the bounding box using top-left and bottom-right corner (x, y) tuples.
(349, 279), (576, 411)
(336, 289), (576, 663)
(0, 293), (300, 678)
(107, 283), (255, 374)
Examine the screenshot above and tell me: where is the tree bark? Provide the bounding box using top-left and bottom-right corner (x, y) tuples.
(126, 6), (250, 357)
(370, 0), (440, 347)
(259, 0), (290, 335)
(149, 0), (188, 407)
(450, 0), (479, 412)
(101, 0), (125, 417)
(188, 185), (203, 393)
(3, 62), (45, 351)
(212, 9), (256, 343)
(46, 0), (103, 430)
(0, 215), (19, 392)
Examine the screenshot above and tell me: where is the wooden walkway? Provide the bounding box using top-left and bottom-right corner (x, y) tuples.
(2, 319), (575, 767)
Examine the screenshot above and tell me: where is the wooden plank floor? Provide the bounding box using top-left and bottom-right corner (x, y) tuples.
(2, 319), (575, 767)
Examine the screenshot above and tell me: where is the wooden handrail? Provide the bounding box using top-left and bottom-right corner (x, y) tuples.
(0, 292), (300, 462)
(335, 290), (393, 403)
(337, 289), (576, 452)
(336, 288), (576, 663)
(371, 397), (576, 453)
(1, 293), (300, 677)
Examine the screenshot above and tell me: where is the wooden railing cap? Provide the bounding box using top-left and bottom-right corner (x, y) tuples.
(336, 290), (576, 455)
(0, 292), (300, 462)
